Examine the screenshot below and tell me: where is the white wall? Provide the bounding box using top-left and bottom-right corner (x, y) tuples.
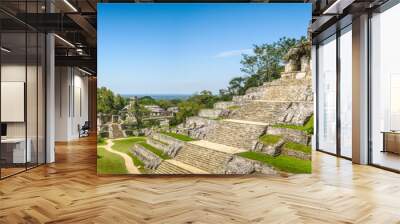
(55, 67), (89, 141)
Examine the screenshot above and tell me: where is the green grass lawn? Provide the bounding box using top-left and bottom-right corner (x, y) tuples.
(237, 151), (311, 174)
(97, 137), (107, 146)
(227, 105), (241, 110)
(97, 147), (127, 174)
(111, 137), (147, 172)
(160, 131), (194, 142)
(272, 115), (314, 135)
(283, 142), (311, 154)
(112, 137), (147, 154)
(137, 142), (171, 160)
(259, 134), (282, 145)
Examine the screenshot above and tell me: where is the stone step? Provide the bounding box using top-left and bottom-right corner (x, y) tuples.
(223, 119), (269, 126)
(266, 126), (311, 145)
(190, 140), (247, 154)
(258, 83), (313, 102)
(111, 124), (125, 139)
(232, 78), (312, 103)
(204, 119), (267, 150)
(146, 137), (170, 155)
(262, 76), (311, 87)
(228, 101), (313, 126)
(174, 143), (233, 174)
(153, 160), (193, 174)
(184, 116), (219, 140)
(198, 109), (224, 119)
(213, 101), (238, 110)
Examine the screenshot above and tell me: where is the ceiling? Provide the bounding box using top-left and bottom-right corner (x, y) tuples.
(0, 0), (97, 75)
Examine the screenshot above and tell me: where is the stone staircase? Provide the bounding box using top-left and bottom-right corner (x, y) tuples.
(174, 143), (233, 174)
(228, 101), (313, 125)
(145, 71), (313, 174)
(153, 160), (192, 174)
(204, 119), (267, 150)
(259, 83), (313, 102)
(232, 75), (313, 103)
(110, 124), (125, 139)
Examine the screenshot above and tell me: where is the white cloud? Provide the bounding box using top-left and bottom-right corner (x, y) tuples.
(214, 48), (252, 58)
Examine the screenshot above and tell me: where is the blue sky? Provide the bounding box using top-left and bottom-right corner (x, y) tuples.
(98, 3), (311, 95)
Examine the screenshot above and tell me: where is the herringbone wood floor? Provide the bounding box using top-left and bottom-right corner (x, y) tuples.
(1, 136), (400, 224)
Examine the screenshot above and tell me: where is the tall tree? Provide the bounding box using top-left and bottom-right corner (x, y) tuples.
(228, 77), (246, 95)
(239, 37), (300, 92)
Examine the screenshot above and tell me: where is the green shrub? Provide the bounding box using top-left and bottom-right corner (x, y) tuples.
(237, 151), (311, 174)
(97, 136), (106, 145)
(283, 142), (311, 154)
(272, 115), (314, 135)
(259, 134), (282, 145)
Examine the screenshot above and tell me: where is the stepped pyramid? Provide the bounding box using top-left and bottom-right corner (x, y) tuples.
(109, 123), (126, 139)
(132, 70), (313, 175)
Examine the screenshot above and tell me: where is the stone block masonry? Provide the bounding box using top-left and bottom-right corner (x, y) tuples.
(174, 143), (233, 174)
(198, 109), (224, 119)
(131, 144), (162, 169)
(204, 119), (267, 150)
(229, 101), (313, 126)
(150, 70), (314, 175)
(150, 133), (184, 157)
(267, 126), (310, 145)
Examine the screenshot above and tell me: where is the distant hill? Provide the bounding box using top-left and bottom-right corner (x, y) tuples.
(121, 94), (191, 100)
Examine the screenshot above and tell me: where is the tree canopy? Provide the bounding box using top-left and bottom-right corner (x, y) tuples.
(97, 87), (128, 114)
(220, 36), (309, 98)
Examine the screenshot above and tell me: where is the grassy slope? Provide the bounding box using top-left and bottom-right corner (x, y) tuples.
(272, 115), (314, 135)
(137, 142), (171, 160)
(111, 137), (147, 172)
(237, 151), (311, 174)
(259, 134), (282, 145)
(160, 132), (194, 142)
(283, 142), (311, 154)
(97, 147), (128, 174)
(97, 137), (107, 146)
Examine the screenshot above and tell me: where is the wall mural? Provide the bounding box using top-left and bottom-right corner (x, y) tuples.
(97, 3), (313, 175)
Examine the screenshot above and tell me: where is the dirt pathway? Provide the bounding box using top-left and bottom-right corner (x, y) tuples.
(104, 139), (140, 174)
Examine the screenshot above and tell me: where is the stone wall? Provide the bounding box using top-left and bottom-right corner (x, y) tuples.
(253, 139), (284, 156)
(228, 101), (313, 126)
(281, 147), (311, 160)
(198, 109), (223, 119)
(228, 101), (291, 124)
(146, 138), (169, 154)
(277, 102), (313, 126)
(204, 120), (267, 150)
(266, 126), (310, 145)
(184, 116), (219, 139)
(131, 144), (162, 169)
(260, 83), (313, 102)
(225, 156), (254, 174)
(225, 156), (280, 175)
(214, 101), (238, 110)
(150, 133), (184, 157)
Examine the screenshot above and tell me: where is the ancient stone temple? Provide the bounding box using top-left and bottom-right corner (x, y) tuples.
(134, 61), (313, 175)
